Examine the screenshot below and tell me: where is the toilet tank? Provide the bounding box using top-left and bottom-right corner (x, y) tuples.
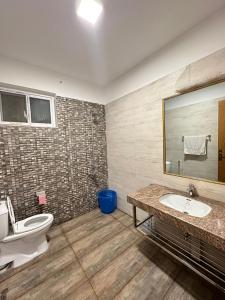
(0, 201), (8, 240)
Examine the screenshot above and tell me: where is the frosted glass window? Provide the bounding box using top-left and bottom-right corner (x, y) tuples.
(0, 88), (55, 127)
(30, 97), (51, 124)
(1, 92), (28, 123)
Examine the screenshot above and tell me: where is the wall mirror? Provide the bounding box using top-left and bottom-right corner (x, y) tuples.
(163, 81), (225, 184)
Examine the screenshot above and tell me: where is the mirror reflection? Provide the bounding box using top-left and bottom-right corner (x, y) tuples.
(164, 81), (225, 183)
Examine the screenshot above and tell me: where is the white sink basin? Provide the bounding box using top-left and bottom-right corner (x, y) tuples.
(159, 194), (211, 218)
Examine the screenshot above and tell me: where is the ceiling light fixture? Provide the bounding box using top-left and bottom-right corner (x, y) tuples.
(77, 0), (103, 25)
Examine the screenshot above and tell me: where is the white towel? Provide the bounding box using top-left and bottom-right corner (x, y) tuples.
(184, 135), (207, 155)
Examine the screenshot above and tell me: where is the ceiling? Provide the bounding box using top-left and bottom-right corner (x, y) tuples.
(0, 0), (225, 86)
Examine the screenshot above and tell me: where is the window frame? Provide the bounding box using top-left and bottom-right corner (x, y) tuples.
(0, 87), (56, 127)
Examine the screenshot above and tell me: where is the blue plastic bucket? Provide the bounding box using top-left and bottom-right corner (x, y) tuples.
(98, 189), (117, 214)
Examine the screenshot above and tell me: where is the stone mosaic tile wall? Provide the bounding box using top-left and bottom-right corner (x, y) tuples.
(0, 96), (108, 224)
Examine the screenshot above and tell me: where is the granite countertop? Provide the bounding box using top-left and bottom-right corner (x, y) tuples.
(127, 184), (225, 251)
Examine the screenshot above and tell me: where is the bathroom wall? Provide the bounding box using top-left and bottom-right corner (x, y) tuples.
(165, 99), (218, 180)
(2, 8), (225, 106)
(104, 7), (225, 102)
(105, 47), (225, 217)
(0, 55), (105, 104)
(0, 96), (107, 224)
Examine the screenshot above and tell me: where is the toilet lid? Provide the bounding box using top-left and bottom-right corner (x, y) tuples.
(7, 196), (16, 225)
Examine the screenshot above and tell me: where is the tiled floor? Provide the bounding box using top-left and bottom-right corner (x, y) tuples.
(0, 209), (224, 300)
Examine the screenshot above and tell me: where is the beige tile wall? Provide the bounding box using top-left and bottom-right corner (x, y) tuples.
(105, 49), (225, 217)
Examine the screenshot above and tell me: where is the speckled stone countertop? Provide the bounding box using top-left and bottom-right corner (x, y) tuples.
(127, 184), (225, 252)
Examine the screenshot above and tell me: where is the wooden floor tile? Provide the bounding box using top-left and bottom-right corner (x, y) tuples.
(114, 252), (180, 300)
(72, 219), (125, 258)
(61, 209), (102, 233)
(0, 209), (221, 300)
(91, 238), (158, 300)
(0, 247), (76, 299)
(65, 281), (97, 300)
(64, 214), (114, 244)
(111, 209), (126, 220)
(0, 233), (69, 284)
(47, 233), (70, 255)
(80, 228), (140, 278)
(164, 269), (223, 300)
(118, 214), (133, 227)
(47, 225), (63, 239)
(18, 261), (86, 300)
(128, 224), (146, 237)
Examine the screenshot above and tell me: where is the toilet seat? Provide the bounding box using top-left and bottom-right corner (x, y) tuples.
(3, 197), (53, 242)
(1, 197), (54, 268)
(14, 214), (53, 233)
(7, 196), (15, 226)
(2, 213), (53, 243)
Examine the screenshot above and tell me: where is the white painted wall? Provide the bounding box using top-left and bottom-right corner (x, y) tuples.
(0, 55), (105, 104)
(1, 7), (225, 105)
(104, 8), (225, 103)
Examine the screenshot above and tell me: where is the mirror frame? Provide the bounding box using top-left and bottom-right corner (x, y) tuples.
(162, 79), (225, 186)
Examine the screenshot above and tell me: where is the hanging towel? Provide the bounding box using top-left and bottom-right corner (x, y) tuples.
(37, 191), (47, 205)
(38, 194), (47, 205)
(183, 135), (207, 155)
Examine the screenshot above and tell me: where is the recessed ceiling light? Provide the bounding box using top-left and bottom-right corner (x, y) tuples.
(77, 0), (103, 25)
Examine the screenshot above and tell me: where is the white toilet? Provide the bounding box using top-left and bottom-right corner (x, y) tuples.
(0, 197), (53, 268)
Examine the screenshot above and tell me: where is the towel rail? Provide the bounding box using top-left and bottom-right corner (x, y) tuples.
(132, 207), (225, 294)
(182, 135), (211, 142)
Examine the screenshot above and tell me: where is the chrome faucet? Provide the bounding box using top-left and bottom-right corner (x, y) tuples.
(187, 184), (196, 197)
